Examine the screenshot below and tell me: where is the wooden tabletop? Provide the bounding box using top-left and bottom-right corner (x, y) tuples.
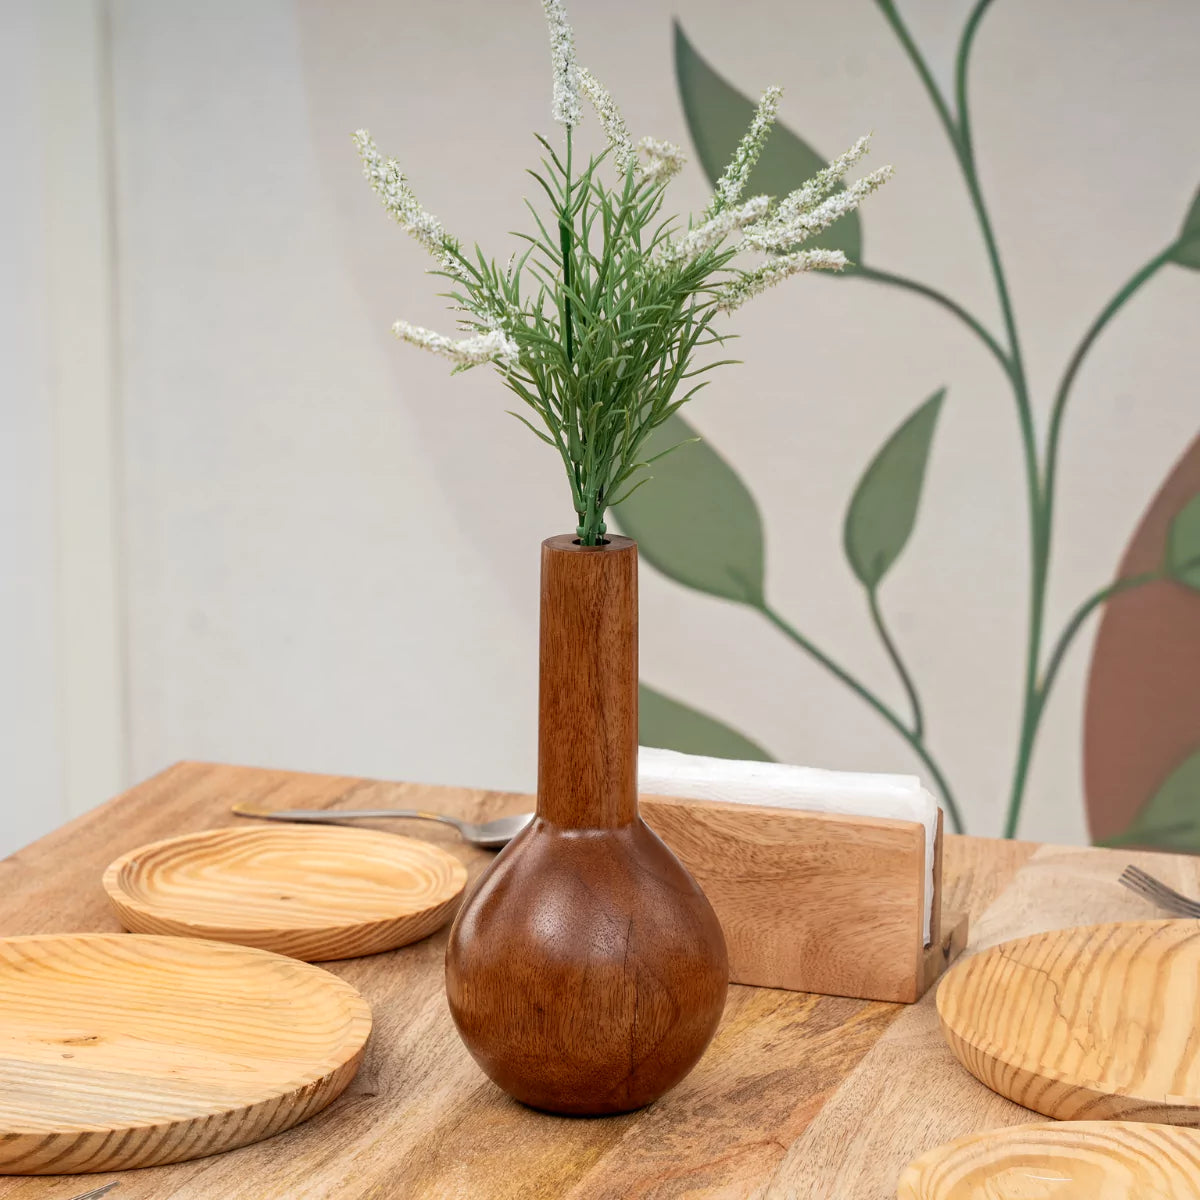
(1, 762), (1193, 1199)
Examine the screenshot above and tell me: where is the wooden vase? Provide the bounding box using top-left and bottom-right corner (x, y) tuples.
(445, 534), (728, 1115)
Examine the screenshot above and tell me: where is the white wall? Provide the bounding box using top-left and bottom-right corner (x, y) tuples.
(1, 0), (126, 857)
(3, 0), (1198, 853)
(1, 2), (61, 856)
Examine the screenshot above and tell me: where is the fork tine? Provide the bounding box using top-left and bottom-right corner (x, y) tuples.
(68, 1183), (119, 1200)
(1124, 872), (1196, 912)
(1127, 865), (1200, 912)
(1119, 865), (1200, 917)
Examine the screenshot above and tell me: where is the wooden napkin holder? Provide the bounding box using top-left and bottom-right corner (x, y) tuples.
(640, 794), (968, 1004)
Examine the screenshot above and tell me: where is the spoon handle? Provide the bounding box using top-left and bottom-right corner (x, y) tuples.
(233, 805), (467, 832)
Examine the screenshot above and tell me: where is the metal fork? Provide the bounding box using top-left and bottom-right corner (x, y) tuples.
(1119, 864), (1200, 918)
(66, 1185), (118, 1200)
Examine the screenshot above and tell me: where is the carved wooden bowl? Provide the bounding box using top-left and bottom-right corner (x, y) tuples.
(898, 1121), (1200, 1199)
(0, 933), (371, 1173)
(938, 920), (1200, 1123)
(104, 824), (467, 960)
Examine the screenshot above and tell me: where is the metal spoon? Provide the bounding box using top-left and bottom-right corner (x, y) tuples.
(232, 803), (533, 849)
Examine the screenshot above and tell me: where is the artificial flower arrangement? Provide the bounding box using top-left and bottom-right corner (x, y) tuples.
(353, 0), (891, 545)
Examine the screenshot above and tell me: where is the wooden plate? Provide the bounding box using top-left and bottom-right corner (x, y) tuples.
(898, 1121), (1200, 1199)
(937, 920), (1200, 1123)
(0, 933), (371, 1174)
(104, 824), (467, 960)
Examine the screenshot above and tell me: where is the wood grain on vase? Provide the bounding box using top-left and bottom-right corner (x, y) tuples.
(445, 535), (728, 1115)
(0, 933), (370, 1174)
(898, 1121), (1200, 1199)
(938, 919), (1200, 1124)
(104, 824), (466, 960)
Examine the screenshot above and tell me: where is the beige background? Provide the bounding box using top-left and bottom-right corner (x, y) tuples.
(3, 0), (1198, 855)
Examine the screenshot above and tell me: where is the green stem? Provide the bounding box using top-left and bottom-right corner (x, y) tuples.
(1042, 248), (1174, 542)
(949, 2), (1050, 842)
(758, 601), (964, 833)
(1001, 570), (1162, 838)
(1004, 250), (1176, 830)
(855, 266), (1013, 380)
(866, 587), (924, 739)
(560, 128), (575, 366)
(874, 1), (961, 153)
(1039, 572), (1162, 718)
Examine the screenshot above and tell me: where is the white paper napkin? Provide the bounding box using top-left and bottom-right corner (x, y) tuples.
(638, 745), (939, 943)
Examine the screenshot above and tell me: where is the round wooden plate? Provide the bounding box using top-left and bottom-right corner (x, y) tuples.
(0, 933), (371, 1174)
(898, 1121), (1200, 1199)
(937, 920), (1200, 1123)
(104, 824), (468, 960)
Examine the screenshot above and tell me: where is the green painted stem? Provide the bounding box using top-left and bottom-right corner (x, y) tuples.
(1003, 252), (1175, 833)
(882, 0), (1048, 838)
(855, 266), (1012, 380)
(1041, 248), (1175, 539)
(1000, 571), (1162, 838)
(866, 587), (924, 739)
(758, 601), (964, 833)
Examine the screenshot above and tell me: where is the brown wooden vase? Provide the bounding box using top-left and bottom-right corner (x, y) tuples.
(445, 534), (728, 1115)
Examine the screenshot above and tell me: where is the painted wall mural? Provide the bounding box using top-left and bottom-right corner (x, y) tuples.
(621, 5), (1200, 843)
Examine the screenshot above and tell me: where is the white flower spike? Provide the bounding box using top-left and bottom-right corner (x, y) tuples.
(716, 248), (848, 312)
(353, 130), (462, 277)
(651, 195), (770, 272)
(580, 69), (635, 175)
(392, 320), (520, 370)
(708, 85), (783, 216)
(541, 0), (582, 129)
(637, 137), (687, 184)
(744, 165), (894, 253)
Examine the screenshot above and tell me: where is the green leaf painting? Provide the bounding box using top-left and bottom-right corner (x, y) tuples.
(639, 684), (773, 761)
(1105, 747), (1200, 849)
(1170, 186), (1200, 270)
(843, 390), (945, 590)
(1167, 492), (1200, 589)
(674, 21), (862, 263)
(614, 411), (765, 606)
(648, 5), (1198, 843)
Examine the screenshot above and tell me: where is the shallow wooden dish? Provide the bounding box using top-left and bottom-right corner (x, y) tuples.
(938, 920), (1200, 1123)
(0, 933), (371, 1174)
(104, 824), (467, 960)
(898, 1121), (1200, 1199)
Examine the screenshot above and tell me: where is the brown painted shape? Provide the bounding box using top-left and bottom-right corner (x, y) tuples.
(1084, 433), (1200, 843)
(445, 536), (729, 1115)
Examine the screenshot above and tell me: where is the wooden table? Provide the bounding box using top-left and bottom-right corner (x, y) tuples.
(1, 762), (1195, 1199)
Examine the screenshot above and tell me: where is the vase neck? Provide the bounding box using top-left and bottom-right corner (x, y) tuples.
(536, 534), (638, 829)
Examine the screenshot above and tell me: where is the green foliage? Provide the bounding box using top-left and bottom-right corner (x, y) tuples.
(613, 411), (765, 605)
(639, 684), (773, 760)
(674, 21), (862, 263)
(1170, 186), (1200, 270)
(1105, 747), (1200, 848)
(1166, 491), (1200, 588)
(843, 390), (945, 590)
(452, 136), (740, 544)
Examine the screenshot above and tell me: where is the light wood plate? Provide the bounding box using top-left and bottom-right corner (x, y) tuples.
(104, 824), (467, 960)
(938, 920), (1200, 1123)
(0, 933), (371, 1174)
(898, 1121), (1200, 1198)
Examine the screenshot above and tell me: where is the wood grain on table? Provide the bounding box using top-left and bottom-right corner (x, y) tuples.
(0, 760), (1172, 1200)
